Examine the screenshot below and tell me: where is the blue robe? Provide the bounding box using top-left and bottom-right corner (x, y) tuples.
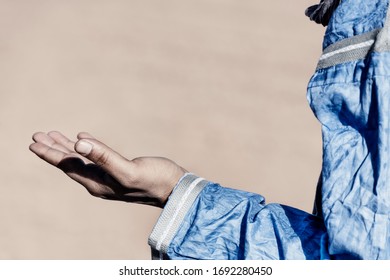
(149, 0), (390, 259)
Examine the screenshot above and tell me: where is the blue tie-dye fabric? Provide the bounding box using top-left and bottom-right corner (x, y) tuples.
(164, 0), (390, 259)
(308, 0), (390, 259)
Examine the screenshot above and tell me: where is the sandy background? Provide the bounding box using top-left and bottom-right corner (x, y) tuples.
(0, 0), (325, 259)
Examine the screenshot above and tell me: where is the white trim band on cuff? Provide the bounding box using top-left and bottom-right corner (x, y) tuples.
(148, 173), (209, 259)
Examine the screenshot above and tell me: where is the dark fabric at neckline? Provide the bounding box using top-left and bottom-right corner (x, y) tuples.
(305, 0), (342, 26)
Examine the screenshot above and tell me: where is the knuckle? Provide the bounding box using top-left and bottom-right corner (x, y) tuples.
(94, 150), (111, 167)
(123, 158), (142, 186)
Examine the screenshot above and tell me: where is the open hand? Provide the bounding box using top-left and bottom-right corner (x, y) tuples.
(29, 131), (187, 208)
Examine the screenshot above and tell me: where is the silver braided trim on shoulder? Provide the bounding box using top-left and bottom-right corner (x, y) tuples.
(316, 29), (380, 70)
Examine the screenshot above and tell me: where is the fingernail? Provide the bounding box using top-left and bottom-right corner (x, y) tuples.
(76, 140), (93, 155)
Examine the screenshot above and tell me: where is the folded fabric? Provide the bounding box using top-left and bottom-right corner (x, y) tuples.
(149, 0), (390, 259)
(305, 0), (341, 26)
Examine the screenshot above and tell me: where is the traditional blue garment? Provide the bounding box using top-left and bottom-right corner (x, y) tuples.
(149, 0), (390, 259)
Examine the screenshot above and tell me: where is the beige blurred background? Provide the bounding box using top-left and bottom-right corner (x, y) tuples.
(0, 0), (325, 259)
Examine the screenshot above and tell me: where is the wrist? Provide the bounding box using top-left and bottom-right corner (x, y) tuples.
(158, 169), (187, 208)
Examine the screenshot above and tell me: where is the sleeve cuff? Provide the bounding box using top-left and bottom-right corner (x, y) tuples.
(148, 173), (209, 259)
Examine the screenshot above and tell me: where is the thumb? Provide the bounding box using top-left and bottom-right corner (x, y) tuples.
(74, 137), (133, 183)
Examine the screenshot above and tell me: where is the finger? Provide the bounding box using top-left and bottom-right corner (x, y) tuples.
(29, 142), (68, 167)
(33, 131), (58, 145)
(77, 131), (95, 140)
(30, 140), (114, 197)
(47, 131), (76, 152)
(74, 138), (134, 185)
(55, 156), (122, 199)
(32, 132), (71, 154)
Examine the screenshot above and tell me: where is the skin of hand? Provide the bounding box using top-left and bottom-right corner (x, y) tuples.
(29, 131), (187, 208)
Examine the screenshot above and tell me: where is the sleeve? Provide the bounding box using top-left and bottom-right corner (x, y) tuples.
(307, 0), (390, 259)
(148, 173), (327, 260)
(151, 0), (390, 260)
